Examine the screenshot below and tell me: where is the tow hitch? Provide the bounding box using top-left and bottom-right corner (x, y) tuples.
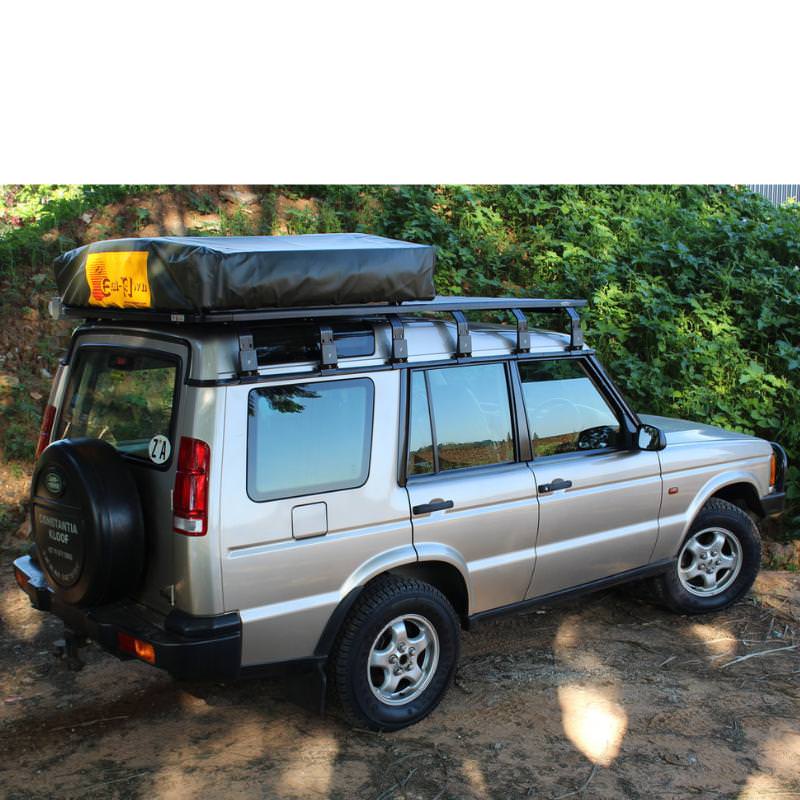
(53, 627), (87, 671)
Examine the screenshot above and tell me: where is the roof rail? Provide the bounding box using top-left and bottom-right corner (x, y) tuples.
(56, 295), (588, 372)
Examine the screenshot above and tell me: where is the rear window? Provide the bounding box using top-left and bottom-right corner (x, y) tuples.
(55, 348), (179, 464)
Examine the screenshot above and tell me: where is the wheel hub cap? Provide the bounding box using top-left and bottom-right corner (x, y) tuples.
(367, 614), (439, 706)
(678, 526), (743, 597)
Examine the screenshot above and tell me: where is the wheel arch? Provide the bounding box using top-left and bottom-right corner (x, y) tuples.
(675, 472), (765, 556)
(315, 547), (471, 657)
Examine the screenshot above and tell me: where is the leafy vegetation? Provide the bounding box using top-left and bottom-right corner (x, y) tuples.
(1, 184), (798, 541)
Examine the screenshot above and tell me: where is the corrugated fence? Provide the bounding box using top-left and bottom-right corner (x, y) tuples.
(747, 184), (800, 205)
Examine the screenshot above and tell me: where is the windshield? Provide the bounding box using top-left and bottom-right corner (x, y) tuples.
(55, 348), (179, 464)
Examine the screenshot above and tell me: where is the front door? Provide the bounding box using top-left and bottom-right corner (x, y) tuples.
(405, 362), (539, 614)
(517, 357), (663, 599)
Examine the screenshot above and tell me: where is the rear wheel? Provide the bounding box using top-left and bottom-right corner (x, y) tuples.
(655, 498), (761, 614)
(331, 575), (460, 731)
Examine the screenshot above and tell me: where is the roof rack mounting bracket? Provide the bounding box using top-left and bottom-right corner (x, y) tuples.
(319, 325), (338, 369)
(511, 309), (531, 353)
(387, 315), (408, 363)
(451, 310), (472, 357)
(238, 334), (258, 374)
(566, 307), (584, 351)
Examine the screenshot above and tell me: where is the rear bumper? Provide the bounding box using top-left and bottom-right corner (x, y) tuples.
(13, 555), (241, 680)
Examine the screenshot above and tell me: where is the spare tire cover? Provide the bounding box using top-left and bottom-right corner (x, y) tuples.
(31, 438), (145, 607)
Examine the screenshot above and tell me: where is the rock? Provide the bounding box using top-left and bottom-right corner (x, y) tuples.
(15, 517), (31, 540)
(81, 212), (93, 224)
(40, 368), (52, 380)
(220, 188), (258, 205)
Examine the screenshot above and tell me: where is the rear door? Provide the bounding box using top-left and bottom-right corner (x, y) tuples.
(53, 333), (188, 613)
(404, 362), (539, 614)
(518, 357), (663, 599)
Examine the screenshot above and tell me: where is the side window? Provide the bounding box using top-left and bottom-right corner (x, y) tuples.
(409, 362), (514, 473)
(518, 359), (621, 457)
(247, 378), (374, 501)
(408, 371), (435, 475)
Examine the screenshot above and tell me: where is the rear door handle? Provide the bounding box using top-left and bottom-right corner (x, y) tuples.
(412, 499), (454, 515)
(538, 478), (572, 494)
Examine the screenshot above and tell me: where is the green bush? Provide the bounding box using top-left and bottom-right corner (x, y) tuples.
(295, 185), (800, 533)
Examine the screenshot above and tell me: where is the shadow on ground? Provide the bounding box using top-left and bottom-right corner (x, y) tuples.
(0, 553), (797, 800)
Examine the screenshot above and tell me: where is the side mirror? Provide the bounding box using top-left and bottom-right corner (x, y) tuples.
(637, 423), (666, 451)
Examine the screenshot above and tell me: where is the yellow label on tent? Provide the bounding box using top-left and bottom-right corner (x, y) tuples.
(85, 251), (151, 308)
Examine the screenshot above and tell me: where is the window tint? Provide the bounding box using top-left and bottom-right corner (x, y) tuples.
(408, 371), (434, 475)
(56, 349), (178, 462)
(252, 322), (374, 366)
(519, 359), (620, 457)
(247, 378), (373, 501)
(427, 363), (514, 470)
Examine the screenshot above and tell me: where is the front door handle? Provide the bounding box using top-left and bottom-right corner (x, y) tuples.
(538, 478), (572, 494)
(412, 499), (454, 515)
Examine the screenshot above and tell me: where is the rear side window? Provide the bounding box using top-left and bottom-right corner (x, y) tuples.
(518, 359), (621, 457)
(56, 348), (179, 463)
(407, 363), (514, 473)
(247, 378), (374, 502)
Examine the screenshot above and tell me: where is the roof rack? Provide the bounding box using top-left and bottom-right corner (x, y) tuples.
(52, 295), (587, 373)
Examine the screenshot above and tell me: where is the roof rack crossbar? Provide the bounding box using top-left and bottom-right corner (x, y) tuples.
(59, 295), (586, 325)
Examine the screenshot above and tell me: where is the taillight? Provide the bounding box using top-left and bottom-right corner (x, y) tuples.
(173, 437), (210, 536)
(35, 404), (56, 458)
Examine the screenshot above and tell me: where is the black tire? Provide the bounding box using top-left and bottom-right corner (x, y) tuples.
(654, 498), (761, 614)
(31, 438), (145, 607)
(330, 575), (460, 731)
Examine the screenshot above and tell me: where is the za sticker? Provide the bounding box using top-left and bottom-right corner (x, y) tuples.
(149, 435), (171, 465)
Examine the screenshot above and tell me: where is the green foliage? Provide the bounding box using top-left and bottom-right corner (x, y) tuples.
(0, 185), (148, 272)
(286, 185), (800, 532)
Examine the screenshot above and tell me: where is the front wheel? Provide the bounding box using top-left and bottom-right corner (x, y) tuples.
(655, 498), (761, 614)
(330, 575), (460, 731)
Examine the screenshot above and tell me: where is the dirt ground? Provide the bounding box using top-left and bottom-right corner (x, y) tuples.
(0, 563), (798, 800)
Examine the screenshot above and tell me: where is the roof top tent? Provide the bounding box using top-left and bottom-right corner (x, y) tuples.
(51, 233), (586, 370)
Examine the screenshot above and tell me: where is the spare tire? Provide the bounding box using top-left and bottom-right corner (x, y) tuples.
(31, 438), (145, 607)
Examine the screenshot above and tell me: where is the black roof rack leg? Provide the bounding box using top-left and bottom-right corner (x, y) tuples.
(319, 325), (338, 369)
(238, 334), (258, 374)
(511, 309), (531, 353)
(451, 310), (472, 357)
(566, 307), (584, 351)
(387, 315), (408, 363)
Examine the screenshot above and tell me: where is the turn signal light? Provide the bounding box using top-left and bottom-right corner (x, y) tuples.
(769, 452), (777, 491)
(117, 632), (156, 665)
(173, 437), (210, 536)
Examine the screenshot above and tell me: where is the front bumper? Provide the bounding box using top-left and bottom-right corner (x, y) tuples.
(13, 555), (241, 680)
(761, 491), (786, 517)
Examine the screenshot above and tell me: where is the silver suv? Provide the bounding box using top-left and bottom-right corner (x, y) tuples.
(13, 240), (787, 732)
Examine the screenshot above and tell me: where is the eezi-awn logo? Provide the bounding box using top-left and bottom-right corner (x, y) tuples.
(44, 469), (65, 496)
(84, 251), (151, 308)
